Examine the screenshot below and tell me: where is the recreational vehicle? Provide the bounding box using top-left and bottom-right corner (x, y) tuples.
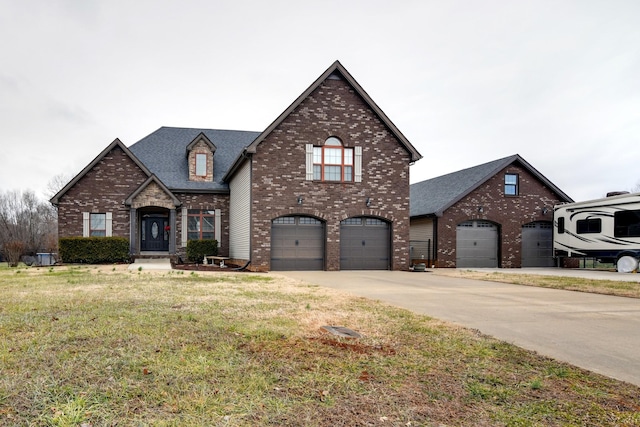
(553, 192), (640, 272)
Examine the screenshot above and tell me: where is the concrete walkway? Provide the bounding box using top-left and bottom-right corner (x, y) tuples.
(127, 258), (173, 271)
(278, 270), (640, 386)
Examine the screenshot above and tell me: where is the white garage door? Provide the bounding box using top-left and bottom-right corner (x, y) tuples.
(521, 221), (554, 267)
(456, 220), (499, 268)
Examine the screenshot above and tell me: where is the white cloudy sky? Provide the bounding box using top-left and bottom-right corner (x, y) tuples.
(1, 0), (638, 202)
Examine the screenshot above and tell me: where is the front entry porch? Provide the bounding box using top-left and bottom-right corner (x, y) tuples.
(129, 207), (177, 257)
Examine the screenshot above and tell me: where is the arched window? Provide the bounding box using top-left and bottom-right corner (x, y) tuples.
(312, 137), (354, 182)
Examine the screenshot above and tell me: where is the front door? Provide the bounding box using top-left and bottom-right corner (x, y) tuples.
(141, 216), (169, 251)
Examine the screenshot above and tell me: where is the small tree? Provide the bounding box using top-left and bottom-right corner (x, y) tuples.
(4, 240), (25, 267)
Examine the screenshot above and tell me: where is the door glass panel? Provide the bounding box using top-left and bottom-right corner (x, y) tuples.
(151, 221), (159, 239)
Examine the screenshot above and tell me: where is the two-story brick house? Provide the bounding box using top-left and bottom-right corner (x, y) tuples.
(50, 61), (423, 271)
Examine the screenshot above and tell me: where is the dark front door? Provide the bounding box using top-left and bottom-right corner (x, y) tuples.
(141, 216), (169, 251)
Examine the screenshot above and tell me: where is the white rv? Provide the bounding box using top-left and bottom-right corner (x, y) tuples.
(553, 192), (640, 272)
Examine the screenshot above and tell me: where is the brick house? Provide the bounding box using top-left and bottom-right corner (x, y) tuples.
(409, 155), (572, 268)
(50, 61), (423, 271)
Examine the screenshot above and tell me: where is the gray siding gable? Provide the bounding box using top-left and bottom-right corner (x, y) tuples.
(129, 127), (260, 192)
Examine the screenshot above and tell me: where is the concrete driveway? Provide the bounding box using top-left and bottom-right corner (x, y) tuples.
(278, 270), (640, 387)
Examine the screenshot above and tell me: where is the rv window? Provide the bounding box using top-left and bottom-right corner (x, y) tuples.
(557, 217), (565, 234)
(614, 210), (640, 237)
(576, 218), (601, 234)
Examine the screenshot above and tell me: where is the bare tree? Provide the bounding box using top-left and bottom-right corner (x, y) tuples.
(0, 190), (57, 266)
(44, 172), (72, 201)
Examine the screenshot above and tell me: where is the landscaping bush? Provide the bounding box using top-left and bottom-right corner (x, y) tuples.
(3, 240), (26, 267)
(186, 239), (218, 263)
(59, 237), (130, 264)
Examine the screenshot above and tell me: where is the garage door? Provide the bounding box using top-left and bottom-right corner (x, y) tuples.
(340, 217), (390, 270)
(456, 220), (499, 268)
(521, 221), (554, 267)
(271, 216), (324, 270)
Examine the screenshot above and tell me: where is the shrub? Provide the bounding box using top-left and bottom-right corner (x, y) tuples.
(59, 237), (130, 264)
(4, 240), (26, 267)
(186, 239), (218, 263)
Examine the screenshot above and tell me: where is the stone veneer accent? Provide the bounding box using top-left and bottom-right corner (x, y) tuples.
(131, 181), (175, 210)
(57, 146), (148, 239)
(188, 140), (214, 182)
(435, 164), (567, 268)
(249, 77), (412, 271)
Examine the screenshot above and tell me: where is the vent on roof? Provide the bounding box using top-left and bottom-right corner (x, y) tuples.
(327, 71), (343, 80)
(606, 191), (630, 197)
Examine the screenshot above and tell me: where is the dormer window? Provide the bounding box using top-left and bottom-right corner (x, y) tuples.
(195, 153), (207, 176)
(186, 133), (216, 182)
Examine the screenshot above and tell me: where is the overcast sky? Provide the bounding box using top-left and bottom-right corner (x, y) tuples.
(1, 0), (638, 203)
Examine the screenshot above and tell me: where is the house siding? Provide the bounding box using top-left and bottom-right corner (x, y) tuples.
(435, 164), (565, 268)
(249, 77), (412, 271)
(57, 145), (148, 240)
(229, 159), (251, 261)
(409, 217), (435, 264)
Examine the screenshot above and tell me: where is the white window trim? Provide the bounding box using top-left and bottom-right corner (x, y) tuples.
(305, 144), (314, 180)
(306, 142), (361, 182)
(83, 212), (112, 237)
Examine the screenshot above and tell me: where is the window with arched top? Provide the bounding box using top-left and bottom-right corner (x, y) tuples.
(309, 137), (360, 182)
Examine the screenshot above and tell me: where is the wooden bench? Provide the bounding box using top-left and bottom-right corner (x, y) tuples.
(204, 256), (229, 267)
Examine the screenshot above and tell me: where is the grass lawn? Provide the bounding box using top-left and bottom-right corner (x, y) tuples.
(432, 269), (640, 299)
(1, 264), (639, 426)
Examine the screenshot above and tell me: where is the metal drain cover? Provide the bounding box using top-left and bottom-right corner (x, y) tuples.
(320, 326), (362, 339)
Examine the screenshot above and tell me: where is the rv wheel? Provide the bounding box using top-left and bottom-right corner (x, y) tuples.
(616, 256), (639, 273)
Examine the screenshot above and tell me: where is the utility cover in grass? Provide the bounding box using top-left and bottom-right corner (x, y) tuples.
(321, 326), (362, 339)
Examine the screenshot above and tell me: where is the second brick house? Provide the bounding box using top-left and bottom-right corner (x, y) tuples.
(50, 61), (423, 271)
(410, 155), (573, 268)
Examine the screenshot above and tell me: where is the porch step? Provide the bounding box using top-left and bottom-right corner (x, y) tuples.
(128, 258), (173, 271)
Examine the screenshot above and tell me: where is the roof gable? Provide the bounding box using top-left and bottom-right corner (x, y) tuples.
(186, 132), (217, 154)
(410, 154), (573, 217)
(50, 138), (151, 206)
(124, 174), (181, 207)
(244, 60), (422, 161)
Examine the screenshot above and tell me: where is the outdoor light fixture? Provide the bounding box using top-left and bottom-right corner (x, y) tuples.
(542, 207), (549, 215)
(297, 196), (303, 205)
(478, 206), (484, 213)
(366, 197), (371, 207)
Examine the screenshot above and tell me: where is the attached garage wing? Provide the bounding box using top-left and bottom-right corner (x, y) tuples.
(340, 217), (390, 270)
(521, 221), (554, 267)
(456, 220), (499, 268)
(271, 216), (325, 271)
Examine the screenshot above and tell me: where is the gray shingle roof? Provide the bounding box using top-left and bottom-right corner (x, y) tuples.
(129, 127), (260, 192)
(410, 154), (573, 217)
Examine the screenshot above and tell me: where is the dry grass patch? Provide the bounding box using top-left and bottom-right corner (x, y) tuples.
(432, 269), (640, 298)
(1, 264), (639, 426)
